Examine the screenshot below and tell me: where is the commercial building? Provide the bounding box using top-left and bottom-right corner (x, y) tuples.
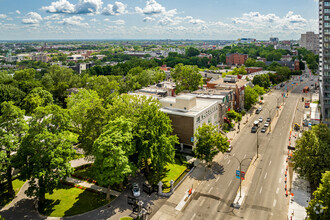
(160, 95), (220, 150)
(300, 32), (319, 54)
(226, 53), (248, 65)
(319, 0), (330, 126)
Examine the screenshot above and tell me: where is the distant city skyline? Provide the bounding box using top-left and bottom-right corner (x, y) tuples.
(0, 0), (319, 40)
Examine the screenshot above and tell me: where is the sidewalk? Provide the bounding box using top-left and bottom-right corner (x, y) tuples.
(65, 177), (121, 197)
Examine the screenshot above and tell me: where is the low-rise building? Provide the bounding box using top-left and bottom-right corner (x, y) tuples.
(67, 54), (85, 61)
(160, 95), (220, 150)
(226, 53), (248, 65)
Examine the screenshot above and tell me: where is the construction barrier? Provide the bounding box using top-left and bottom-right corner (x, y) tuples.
(285, 177), (287, 183)
(285, 171), (287, 176)
(286, 165), (288, 170)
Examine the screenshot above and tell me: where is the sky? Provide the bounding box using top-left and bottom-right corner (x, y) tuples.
(0, 0), (320, 40)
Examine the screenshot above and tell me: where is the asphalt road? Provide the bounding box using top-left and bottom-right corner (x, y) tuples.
(177, 77), (313, 220)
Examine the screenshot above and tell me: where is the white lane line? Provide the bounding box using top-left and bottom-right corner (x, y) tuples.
(276, 187), (279, 194)
(208, 187), (213, 193)
(200, 198), (205, 206)
(259, 187), (263, 194)
(279, 177), (282, 183)
(228, 180), (232, 187)
(244, 154), (246, 159)
(215, 177), (220, 182)
(264, 173), (268, 179)
(191, 213), (196, 220)
(227, 160), (231, 165)
(273, 200), (277, 207)
(269, 160), (272, 166)
(283, 160), (286, 166)
(281, 169), (284, 174)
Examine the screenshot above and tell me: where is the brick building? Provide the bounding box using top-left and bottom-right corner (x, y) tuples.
(226, 53), (248, 65)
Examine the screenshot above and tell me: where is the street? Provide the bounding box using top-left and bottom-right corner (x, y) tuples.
(176, 78), (311, 220)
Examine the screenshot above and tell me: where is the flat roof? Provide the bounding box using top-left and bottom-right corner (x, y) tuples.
(160, 96), (219, 117)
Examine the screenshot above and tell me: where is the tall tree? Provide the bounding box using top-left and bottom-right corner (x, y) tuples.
(293, 124), (330, 187)
(23, 87), (54, 114)
(0, 101), (28, 195)
(306, 171), (330, 219)
(194, 123), (229, 165)
(244, 86), (258, 110)
(15, 105), (76, 209)
(93, 117), (134, 200)
(171, 64), (203, 93)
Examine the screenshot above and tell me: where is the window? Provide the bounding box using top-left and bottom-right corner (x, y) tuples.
(326, 9), (330, 13)
(196, 116), (200, 123)
(326, 16), (330, 21)
(325, 2), (330, 6)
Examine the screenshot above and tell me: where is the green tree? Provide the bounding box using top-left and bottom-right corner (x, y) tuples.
(245, 58), (257, 67)
(66, 88), (103, 132)
(194, 123), (229, 165)
(15, 105), (77, 209)
(23, 87), (54, 114)
(253, 85), (266, 95)
(306, 171), (330, 220)
(171, 64), (203, 93)
(292, 124), (330, 187)
(0, 101), (28, 195)
(186, 47), (200, 57)
(252, 74), (271, 88)
(227, 110), (242, 122)
(93, 117), (134, 200)
(244, 86), (258, 110)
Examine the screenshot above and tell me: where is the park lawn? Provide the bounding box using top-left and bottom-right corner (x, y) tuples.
(0, 179), (26, 207)
(162, 160), (187, 190)
(40, 185), (113, 217)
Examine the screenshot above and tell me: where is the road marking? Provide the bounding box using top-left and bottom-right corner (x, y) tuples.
(233, 153), (235, 156)
(244, 154), (246, 159)
(264, 173), (267, 179)
(228, 180), (232, 186)
(283, 160), (286, 166)
(216, 177), (220, 182)
(259, 187), (263, 194)
(200, 198), (205, 206)
(227, 160), (231, 165)
(269, 160), (272, 166)
(208, 187), (213, 193)
(224, 155), (228, 160)
(281, 169), (284, 174)
(273, 200), (277, 207)
(276, 187), (279, 194)
(279, 178), (282, 183)
(191, 213), (196, 220)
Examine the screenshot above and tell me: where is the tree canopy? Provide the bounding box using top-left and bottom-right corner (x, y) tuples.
(171, 64), (203, 93)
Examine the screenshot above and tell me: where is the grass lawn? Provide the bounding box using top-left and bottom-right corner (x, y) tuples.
(0, 179), (26, 207)
(120, 218), (133, 220)
(72, 153), (85, 160)
(162, 159), (187, 190)
(40, 184), (113, 217)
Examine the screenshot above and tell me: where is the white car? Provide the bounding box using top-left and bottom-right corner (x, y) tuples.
(254, 120), (259, 126)
(259, 117), (263, 122)
(132, 183), (140, 197)
(264, 122), (269, 127)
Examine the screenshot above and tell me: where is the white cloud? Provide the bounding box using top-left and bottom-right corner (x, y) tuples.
(22, 12), (42, 24)
(143, 16), (155, 22)
(44, 14), (62, 21)
(75, 0), (103, 14)
(90, 18), (97, 22)
(111, 19), (125, 25)
(135, 0), (165, 15)
(15, 10), (21, 15)
(102, 1), (127, 16)
(59, 15), (88, 26)
(42, 0), (75, 14)
(188, 18), (205, 25)
(158, 17), (174, 26)
(42, 0), (103, 14)
(0, 14), (7, 19)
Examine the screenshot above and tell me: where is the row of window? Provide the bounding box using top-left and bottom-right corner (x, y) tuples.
(325, 2), (330, 7)
(196, 106), (219, 124)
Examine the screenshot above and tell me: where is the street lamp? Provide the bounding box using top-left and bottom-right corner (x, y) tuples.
(256, 127), (260, 159)
(229, 154), (252, 199)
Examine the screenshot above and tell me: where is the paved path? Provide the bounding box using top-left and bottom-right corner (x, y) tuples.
(65, 177), (121, 197)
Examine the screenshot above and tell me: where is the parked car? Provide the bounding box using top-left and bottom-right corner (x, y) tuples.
(261, 127), (266, 133)
(266, 117), (271, 122)
(132, 183), (140, 197)
(256, 109), (261, 114)
(259, 117), (263, 122)
(254, 120), (259, 127)
(251, 126), (258, 133)
(226, 145), (232, 153)
(264, 122), (269, 127)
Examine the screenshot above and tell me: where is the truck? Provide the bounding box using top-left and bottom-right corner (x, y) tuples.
(303, 86), (309, 93)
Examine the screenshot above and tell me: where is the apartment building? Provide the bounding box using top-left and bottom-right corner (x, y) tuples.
(300, 32), (319, 54)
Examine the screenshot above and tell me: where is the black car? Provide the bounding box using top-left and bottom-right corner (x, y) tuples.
(251, 126), (257, 133)
(256, 109), (261, 114)
(266, 117), (271, 122)
(261, 127), (266, 133)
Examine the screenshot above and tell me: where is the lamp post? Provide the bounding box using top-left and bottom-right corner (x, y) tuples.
(230, 154), (252, 199)
(256, 127), (260, 159)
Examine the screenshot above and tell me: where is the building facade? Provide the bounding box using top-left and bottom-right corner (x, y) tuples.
(226, 53), (248, 65)
(300, 32), (319, 54)
(319, 0), (330, 127)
